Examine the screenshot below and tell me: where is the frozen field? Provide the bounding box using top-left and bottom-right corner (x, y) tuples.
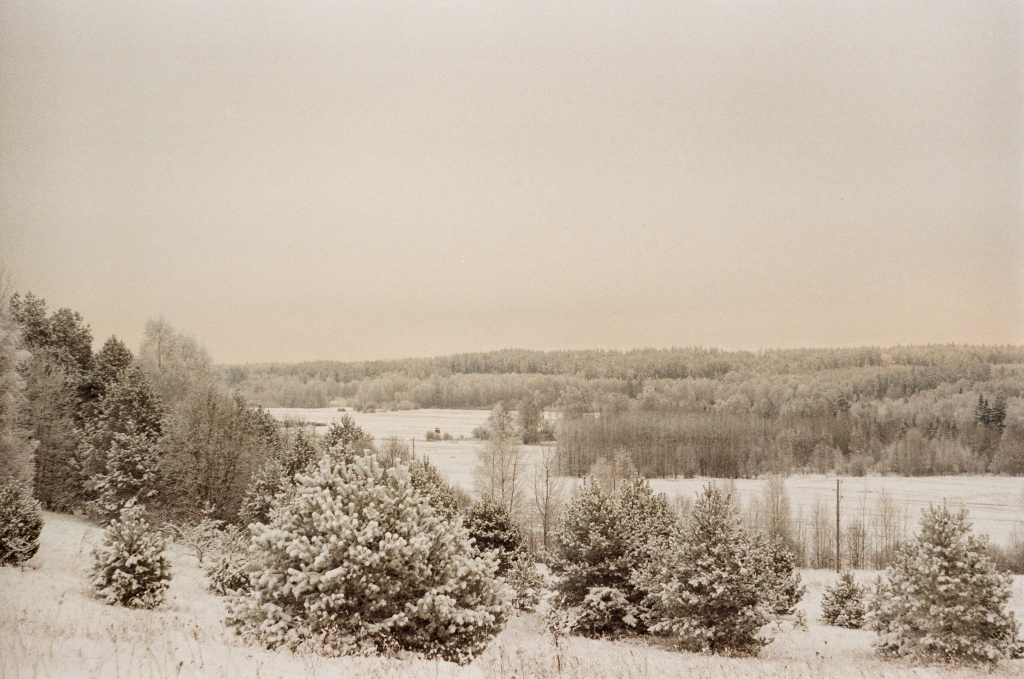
(4, 512), (1023, 679)
(267, 408), (1024, 544)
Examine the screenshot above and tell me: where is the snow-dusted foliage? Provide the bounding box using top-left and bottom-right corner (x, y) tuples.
(0, 482), (43, 566)
(85, 431), (161, 519)
(505, 553), (546, 612)
(867, 505), (1022, 664)
(750, 535), (805, 618)
(548, 479), (676, 637)
(821, 572), (865, 628)
(90, 503), (171, 608)
(203, 525), (254, 596)
(464, 496), (526, 574)
(227, 454), (511, 665)
(634, 484), (777, 655)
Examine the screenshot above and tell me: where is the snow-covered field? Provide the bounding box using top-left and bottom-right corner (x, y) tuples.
(4, 512), (1023, 679)
(267, 408), (1024, 544)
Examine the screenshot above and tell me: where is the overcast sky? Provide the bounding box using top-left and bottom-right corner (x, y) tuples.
(1, 0), (1021, 363)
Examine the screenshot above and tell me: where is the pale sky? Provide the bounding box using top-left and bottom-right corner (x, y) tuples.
(1, 0), (1021, 363)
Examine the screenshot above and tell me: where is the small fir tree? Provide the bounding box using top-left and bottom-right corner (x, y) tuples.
(867, 505), (1022, 664)
(90, 503), (171, 608)
(0, 483), (44, 566)
(821, 572), (866, 628)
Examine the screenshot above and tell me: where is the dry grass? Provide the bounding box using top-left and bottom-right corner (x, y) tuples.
(3, 512), (1024, 679)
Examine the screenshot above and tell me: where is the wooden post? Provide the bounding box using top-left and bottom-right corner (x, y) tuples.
(411, 438), (415, 461)
(836, 478), (841, 573)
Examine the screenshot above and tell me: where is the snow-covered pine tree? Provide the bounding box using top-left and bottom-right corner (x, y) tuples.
(90, 502), (171, 608)
(227, 454), (510, 664)
(634, 484), (771, 655)
(868, 504), (1022, 664)
(821, 572), (865, 628)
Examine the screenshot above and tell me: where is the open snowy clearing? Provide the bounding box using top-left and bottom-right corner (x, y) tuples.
(3, 512), (1024, 679)
(268, 407), (1024, 543)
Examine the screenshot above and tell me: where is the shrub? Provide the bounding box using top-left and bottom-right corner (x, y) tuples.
(465, 497), (526, 574)
(867, 505), (1022, 664)
(204, 525), (254, 595)
(165, 510), (223, 564)
(0, 483), (44, 566)
(90, 503), (171, 608)
(227, 455), (510, 664)
(634, 484), (772, 655)
(821, 572), (866, 628)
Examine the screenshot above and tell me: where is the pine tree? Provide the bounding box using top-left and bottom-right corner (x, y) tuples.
(821, 572), (866, 628)
(634, 484), (771, 655)
(867, 505), (1022, 664)
(465, 497), (526, 574)
(90, 503), (171, 608)
(548, 479), (677, 636)
(228, 454), (510, 664)
(86, 431), (161, 518)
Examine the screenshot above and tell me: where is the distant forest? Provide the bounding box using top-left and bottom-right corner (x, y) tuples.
(225, 346), (1024, 478)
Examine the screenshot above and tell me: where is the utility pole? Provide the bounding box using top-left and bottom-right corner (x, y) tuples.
(836, 478), (841, 573)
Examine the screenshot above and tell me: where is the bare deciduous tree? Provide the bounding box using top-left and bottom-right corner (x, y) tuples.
(531, 445), (567, 550)
(139, 318), (213, 409)
(475, 405), (525, 516)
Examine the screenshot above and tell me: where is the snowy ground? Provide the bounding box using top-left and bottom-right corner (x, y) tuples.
(3, 512), (1023, 679)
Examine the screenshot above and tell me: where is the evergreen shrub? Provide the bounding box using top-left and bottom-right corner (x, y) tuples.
(0, 483), (44, 566)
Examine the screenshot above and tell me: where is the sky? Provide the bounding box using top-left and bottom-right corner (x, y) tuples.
(1, 0), (1022, 364)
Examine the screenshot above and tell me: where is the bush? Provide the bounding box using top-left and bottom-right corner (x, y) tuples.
(867, 505), (1022, 664)
(821, 572), (866, 628)
(0, 483), (44, 566)
(227, 455), (510, 664)
(634, 484), (772, 655)
(204, 525), (254, 595)
(90, 503), (171, 608)
(465, 497), (526, 574)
